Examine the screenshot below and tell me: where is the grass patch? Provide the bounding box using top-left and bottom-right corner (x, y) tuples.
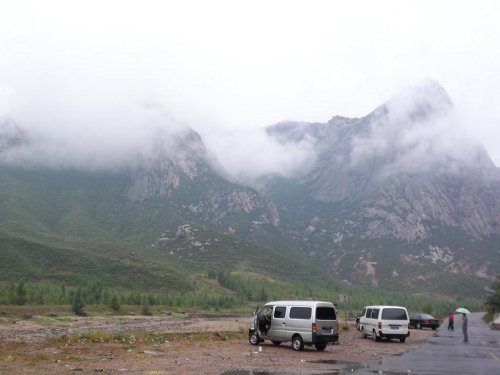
(482, 312), (493, 324)
(49, 330), (245, 346)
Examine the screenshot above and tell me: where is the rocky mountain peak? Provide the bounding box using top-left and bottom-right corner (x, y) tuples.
(264, 82), (500, 243)
(0, 117), (28, 154)
(374, 80), (453, 124)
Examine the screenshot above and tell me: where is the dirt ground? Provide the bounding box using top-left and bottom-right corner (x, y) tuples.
(0, 314), (435, 374)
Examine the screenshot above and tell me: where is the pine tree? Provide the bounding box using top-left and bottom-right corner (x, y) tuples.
(141, 295), (152, 316)
(110, 294), (121, 312)
(71, 288), (86, 316)
(485, 276), (500, 314)
(14, 281), (27, 305)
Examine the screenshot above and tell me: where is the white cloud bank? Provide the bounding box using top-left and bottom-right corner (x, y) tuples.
(0, 0), (499, 177)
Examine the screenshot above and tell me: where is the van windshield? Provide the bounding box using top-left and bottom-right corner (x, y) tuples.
(316, 307), (336, 320)
(382, 308), (407, 320)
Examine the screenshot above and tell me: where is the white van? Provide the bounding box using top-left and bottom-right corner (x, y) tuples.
(248, 300), (339, 351)
(358, 305), (410, 342)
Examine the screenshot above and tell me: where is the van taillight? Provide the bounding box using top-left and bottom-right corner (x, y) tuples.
(312, 323), (317, 333)
(378, 322), (382, 329)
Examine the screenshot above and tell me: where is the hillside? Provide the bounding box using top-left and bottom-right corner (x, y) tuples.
(264, 81), (500, 297)
(1, 82), (499, 301)
(0, 127), (318, 294)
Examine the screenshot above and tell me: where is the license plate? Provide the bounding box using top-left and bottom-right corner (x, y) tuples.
(322, 327), (333, 334)
(390, 325), (400, 330)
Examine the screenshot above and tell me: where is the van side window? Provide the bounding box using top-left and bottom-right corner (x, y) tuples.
(366, 308), (372, 318)
(371, 309), (380, 319)
(274, 306), (286, 319)
(289, 307), (312, 320)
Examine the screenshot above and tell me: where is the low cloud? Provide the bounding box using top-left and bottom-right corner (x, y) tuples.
(201, 127), (318, 185)
(0, 100), (193, 171)
(348, 82), (495, 178)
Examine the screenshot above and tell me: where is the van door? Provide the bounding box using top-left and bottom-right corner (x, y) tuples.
(362, 308), (372, 331)
(267, 305), (287, 342)
(256, 305), (273, 337)
(315, 305), (337, 337)
(286, 306), (313, 342)
(369, 308), (380, 335)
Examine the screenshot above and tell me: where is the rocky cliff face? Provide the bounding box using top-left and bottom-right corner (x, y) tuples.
(125, 127), (280, 232)
(264, 82), (500, 292)
(1, 82), (498, 297)
(267, 81), (500, 241)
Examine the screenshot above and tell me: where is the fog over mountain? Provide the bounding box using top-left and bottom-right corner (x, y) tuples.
(346, 81), (496, 177)
(2, 1), (500, 175)
(1, 78), (500, 298)
(0, 81), (497, 192)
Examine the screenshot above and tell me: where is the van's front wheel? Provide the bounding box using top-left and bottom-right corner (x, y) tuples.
(249, 330), (260, 345)
(292, 335), (304, 351)
(314, 342), (327, 351)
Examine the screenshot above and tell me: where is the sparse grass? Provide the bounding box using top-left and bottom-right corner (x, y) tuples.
(48, 330), (245, 346)
(30, 315), (73, 326)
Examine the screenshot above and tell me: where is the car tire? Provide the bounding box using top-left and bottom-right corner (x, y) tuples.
(314, 343), (327, 351)
(271, 341), (281, 346)
(249, 330), (260, 345)
(373, 330), (380, 342)
(400, 337), (406, 343)
(416, 323), (422, 329)
(292, 335), (304, 351)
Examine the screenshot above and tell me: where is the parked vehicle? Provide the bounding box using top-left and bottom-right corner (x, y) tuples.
(248, 300), (339, 351)
(356, 308), (365, 330)
(409, 313), (440, 330)
(358, 305), (410, 342)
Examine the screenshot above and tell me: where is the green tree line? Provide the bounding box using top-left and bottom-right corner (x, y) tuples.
(0, 273), (482, 318)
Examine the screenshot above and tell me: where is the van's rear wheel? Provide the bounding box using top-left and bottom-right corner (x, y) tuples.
(249, 331), (260, 345)
(314, 343), (327, 351)
(373, 330), (380, 342)
(399, 337), (406, 343)
(292, 335), (304, 351)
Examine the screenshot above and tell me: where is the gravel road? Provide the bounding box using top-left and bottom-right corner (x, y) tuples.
(0, 314), (435, 374)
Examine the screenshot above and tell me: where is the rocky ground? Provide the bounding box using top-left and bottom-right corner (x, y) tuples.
(0, 313), (435, 374)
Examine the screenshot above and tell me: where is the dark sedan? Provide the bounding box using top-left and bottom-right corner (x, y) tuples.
(409, 313), (440, 330)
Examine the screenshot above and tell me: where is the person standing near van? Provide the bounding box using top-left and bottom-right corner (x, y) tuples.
(462, 313), (468, 342)
(448, 311), (454, 330)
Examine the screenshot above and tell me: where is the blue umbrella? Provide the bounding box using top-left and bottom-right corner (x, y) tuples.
(456, 307), (470, 314)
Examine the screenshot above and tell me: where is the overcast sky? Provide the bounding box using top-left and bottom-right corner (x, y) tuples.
(1, 0), (499, 175)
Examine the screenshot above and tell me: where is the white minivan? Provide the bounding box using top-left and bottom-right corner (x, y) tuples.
(358, 305), (410, 342)
(248, 300), (339, 351)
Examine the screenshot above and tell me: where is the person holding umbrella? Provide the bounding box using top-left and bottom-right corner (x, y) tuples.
(456, 307), (470, 343)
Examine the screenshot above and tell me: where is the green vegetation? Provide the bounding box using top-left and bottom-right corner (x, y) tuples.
(50, 330), (244, 346)
(0, 164), (491, 316)
(0, 274), (480, 318)
(484, 276), (500, 316)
